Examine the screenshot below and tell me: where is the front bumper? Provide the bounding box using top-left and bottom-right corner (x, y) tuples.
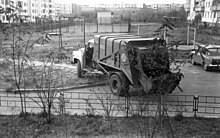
(208, 64), (220, 69)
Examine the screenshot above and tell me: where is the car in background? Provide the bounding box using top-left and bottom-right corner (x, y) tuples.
(190, 45), (220, 71)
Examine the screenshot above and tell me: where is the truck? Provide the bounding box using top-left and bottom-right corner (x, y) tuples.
(72, 34), (182, 95)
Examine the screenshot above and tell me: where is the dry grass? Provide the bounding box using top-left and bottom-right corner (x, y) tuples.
(0, 114), (220, 138)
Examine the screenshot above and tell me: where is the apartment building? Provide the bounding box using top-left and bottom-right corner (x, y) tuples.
(187, 0), (220, 23)
(0, 0), (55, 23)
(0, 0), (16, 23)
(39, 0), (55, 20)
(54, 3), (72, 17)
(71, 3), (82, 16)
(143, 3), (184, 11)
(93, 3), (143, 9)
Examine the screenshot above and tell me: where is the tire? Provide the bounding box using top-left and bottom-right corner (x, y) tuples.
(77, 60), (82, 78)
(203, 63), (209, 71)
(109, 73), (129, 96)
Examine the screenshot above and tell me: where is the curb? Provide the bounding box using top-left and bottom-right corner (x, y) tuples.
(60, 81), (108, 91)
(0, 81), (108, 94)
(175, 59), (191, 62)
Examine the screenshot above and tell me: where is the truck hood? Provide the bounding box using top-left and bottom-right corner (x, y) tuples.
(73, 48), (85, 55)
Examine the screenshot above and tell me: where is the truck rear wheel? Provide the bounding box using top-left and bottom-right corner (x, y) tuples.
(77, 60), (82, 78)
(109, 73), (129, 96)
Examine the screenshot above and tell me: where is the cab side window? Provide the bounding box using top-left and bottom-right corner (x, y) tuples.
(202, 48), (206, 54)
(196, 47), (201, 54)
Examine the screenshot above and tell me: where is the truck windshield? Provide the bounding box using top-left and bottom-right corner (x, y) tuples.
(208, 48), (220, 56)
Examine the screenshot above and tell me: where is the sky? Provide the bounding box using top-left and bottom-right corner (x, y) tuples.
(54, 0), (186, 5)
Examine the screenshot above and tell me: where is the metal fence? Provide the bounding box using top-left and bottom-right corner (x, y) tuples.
(35, 18), (130, 34)
(1, 89), (220, 118)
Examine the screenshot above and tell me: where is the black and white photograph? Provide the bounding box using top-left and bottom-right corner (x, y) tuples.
(0, 0), (220, 137)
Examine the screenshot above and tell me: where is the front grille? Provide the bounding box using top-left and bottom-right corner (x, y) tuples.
(212, 59), (220, 65)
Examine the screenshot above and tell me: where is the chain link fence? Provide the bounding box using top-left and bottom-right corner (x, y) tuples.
(34, 17), (130, 34)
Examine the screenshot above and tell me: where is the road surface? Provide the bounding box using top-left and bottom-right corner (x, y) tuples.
(1, 63), (220, 117)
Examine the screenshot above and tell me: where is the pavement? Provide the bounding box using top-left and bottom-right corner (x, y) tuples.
(1, 63), (220, 118)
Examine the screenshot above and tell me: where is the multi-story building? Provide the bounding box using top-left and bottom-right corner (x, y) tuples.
(55, 3), (72, 16)
(0, 0), (55, 23)
(185, 0), (191, 18)
(0, 0), (16, 23)
(151, 4), (184, 11)
(143, 3), (184, 11)
(39, 0), (55, 20)
(71, 3), (82, 16)
(93, 3), (143, 9)
(187, 0), (220, 23)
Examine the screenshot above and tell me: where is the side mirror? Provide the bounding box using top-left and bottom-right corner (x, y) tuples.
(85, 43), (88, 47)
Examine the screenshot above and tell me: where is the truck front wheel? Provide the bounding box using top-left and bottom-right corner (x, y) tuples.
(109, 74), (129, 96)
(77, 60), (82, 78)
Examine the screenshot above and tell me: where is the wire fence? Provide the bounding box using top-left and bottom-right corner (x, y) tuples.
(1, 89), (220, 118)
(35, 18), (130, 34)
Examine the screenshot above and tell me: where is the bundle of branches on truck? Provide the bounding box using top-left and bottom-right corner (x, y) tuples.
(72, 33), (183, 95)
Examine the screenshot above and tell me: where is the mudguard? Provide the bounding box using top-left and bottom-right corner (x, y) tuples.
(72, 48), (85, 69)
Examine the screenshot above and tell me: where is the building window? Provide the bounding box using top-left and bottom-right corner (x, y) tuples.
(1, 0), (4, 4)
(214, 12), (216, 18)
(5, 0), (9, 5)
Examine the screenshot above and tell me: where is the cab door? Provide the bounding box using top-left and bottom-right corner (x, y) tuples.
(193, 47), (204, 65)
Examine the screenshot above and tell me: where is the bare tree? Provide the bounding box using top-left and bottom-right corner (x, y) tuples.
(0, 3), (51, 116)
(28, 52), (64, 123)
(0, 3), (36, 116)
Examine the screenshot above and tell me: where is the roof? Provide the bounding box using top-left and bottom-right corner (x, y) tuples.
(95, 34), (164, 44)
(122, 38), (163, 43)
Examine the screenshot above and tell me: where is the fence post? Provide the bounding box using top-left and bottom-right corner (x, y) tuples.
(112, 17), (114, 33)
(193, 95), (199, 117)
(128, 18), (131, 33)
(125, 96), (130, 118)
(59, 17), (62, 51)
(83, 17), (86, 46)
(193, 28), (196, 49)
(96, 18), (98, 33)
(137, 25), (140, 35)
(187, 26), (190, 46)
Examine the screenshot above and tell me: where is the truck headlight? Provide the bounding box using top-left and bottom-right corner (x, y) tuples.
(121, 53), (127, 63)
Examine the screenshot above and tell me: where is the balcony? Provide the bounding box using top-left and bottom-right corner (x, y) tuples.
(194, 6), (205, 11)
(211, 4), (220, 11)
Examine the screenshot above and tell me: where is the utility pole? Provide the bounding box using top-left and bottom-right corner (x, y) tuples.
(83, 17), (86, 46)
(59, 17), (62, 51)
